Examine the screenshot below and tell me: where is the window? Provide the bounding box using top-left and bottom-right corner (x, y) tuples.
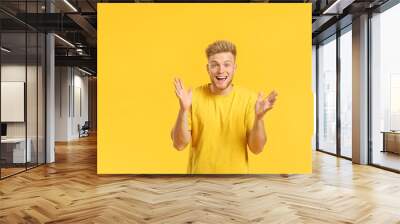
(339, 28), (352, 158)
(371, 2), (400, 171)
(318, 36), (337, 154)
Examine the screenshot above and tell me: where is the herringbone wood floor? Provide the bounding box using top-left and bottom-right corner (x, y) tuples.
(1, 134), (400, 223)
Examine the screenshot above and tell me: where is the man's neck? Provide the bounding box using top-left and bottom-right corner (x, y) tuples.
(209, 83), (233, 95)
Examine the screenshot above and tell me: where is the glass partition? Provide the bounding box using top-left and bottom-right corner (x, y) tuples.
(0, 1), (46, 179)
(1, 30), (28, 177)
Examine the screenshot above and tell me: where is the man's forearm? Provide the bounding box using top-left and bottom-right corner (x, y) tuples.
(172, 109), (191, 150)
(248, 118), (267, 154)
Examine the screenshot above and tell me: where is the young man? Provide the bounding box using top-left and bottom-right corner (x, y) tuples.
(172, 40), (277, 174)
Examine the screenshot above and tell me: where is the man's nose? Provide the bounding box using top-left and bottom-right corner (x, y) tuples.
(217, 66), (225, 74)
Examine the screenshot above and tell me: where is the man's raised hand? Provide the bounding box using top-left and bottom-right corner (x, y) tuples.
(255, 90), (278, 120)
(174, 78), (192, 112)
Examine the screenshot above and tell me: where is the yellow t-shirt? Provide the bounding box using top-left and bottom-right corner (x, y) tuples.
(187, 84), (257, 174)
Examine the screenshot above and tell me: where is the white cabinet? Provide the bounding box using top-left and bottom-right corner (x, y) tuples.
(1, 138), (32, 163)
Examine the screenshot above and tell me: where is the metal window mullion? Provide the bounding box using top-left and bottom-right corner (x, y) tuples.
(25, 0), (28, 171)
(367, 11), (373, 165)
(44, 33), (47, 164)
(73, 68), (75, 118)
(0, 23), (2, 179)
(36, 0), (39, 167)
(316, 45), (320, 150)
(337, 30), (341, 157)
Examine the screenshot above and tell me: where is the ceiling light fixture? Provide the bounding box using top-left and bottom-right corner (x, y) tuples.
(322, 0), (355, 15)
(54, 34), (75, 48)
(1, 47), (11, 53)
(63, 0), (78, 12)
(78, 67), (93, 76)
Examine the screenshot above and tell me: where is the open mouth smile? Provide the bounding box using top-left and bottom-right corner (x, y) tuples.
(216, 76), (228, 81)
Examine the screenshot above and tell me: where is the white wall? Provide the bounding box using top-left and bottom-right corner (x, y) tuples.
(55, 67), (89, 141)
(55, 66), (70, 141)
(76, 70), (89, 139)
(1, 65), (39, 137)
(1, 65), (26, 132)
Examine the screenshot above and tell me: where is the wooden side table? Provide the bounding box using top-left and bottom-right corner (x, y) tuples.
(381, 131), (400, 154)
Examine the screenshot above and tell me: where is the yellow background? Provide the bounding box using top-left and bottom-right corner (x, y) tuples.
(98, 3), (313, 174)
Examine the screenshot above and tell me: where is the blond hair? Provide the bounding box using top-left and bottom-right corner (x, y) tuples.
(205, 40), (236, 59)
